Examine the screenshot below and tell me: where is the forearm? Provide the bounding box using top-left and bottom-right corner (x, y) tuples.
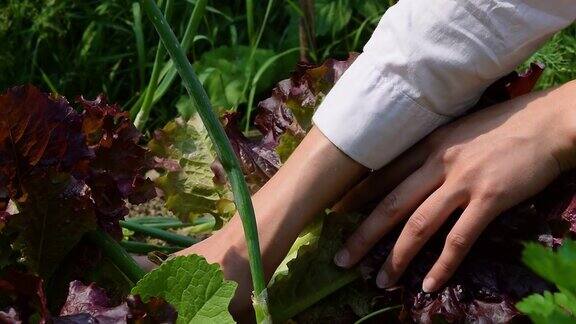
(217, 127), (366, 277)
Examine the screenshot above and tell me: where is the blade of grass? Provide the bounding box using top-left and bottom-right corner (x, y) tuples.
(244, 47), (299, 131)
(237, 0), (274, 115)
(246, 0), (255, 45)
(134, 0), (173, 130)
(132, 2), (147, 91)
(354, 305), (403, 324)
(140, 1), (269, 321)
(152, 0), (207, 105)
(39, 68), (59, 94)
(130, 0), (208, 118)
(120, 220), (197, 246)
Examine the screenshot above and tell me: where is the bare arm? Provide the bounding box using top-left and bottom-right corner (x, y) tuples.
(177, 127), (366, 313)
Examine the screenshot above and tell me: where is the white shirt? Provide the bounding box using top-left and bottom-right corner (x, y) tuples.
(312, 0), (576, 170)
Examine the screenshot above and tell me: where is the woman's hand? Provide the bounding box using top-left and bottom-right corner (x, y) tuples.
(334, 81), (576, 293)
(176, 127), (366, 318)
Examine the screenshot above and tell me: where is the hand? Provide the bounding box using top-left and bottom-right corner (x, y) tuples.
(333, 81), (576, 293)
(176, 127), (366, 318)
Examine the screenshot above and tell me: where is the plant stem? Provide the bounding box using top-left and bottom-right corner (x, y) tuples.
(298, 0), (316, 62)
(246, 0), (255, 45)
(131, 2), (146, 91)
(141, 1), (269, 321)
(120, 220), (196, 247)
(121, 240), (181, 254)
(354, 305), (403, 324)
(134, 0), (174, 129)
(239, 0), (274, 120)
(86, 230), (146, 284)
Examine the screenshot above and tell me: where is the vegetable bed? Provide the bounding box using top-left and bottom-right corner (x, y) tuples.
(1, 1), (575, 323)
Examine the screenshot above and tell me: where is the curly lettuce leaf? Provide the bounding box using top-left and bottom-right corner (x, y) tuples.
(149, 116), (234, 225)
(131, 255), (237, 324)
(59, 280), (130, 323)
(79, 95), (157, 238)
(0, 85), (92, 197)
(222, 113), (281, 190)
(217, 55), (359, 187)
(0, 85), (156, 277)
(9, 174), (96, 277)
(0, 268), (50, 323)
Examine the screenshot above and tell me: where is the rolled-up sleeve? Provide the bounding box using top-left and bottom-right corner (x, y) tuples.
(312, 0), (576, 170)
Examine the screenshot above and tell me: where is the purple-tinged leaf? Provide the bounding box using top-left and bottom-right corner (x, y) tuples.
(222, 113), (280, 189)
(59, 281), (129, 323)
(0, 269), (50, 324)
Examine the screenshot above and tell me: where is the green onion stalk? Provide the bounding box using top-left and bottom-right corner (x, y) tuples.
(140, 0), (270, 322)
(120, 220), (197, 247)
(86, 231), (146, 284)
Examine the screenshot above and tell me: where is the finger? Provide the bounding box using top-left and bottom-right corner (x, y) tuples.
(422, 201), (498, 292)
(334, 138), (432, 213)
(335, 162), (443, 268)
(377, 186), (465, 288)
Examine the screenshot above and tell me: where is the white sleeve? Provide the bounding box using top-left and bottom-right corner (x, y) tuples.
(312, 0), (576, 170)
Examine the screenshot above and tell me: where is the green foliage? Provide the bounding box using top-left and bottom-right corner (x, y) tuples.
(132, 255), (237, 324)
(517, 240), (576, 323)
(148, 116), (234, 226)
(194, 46), (278, 110)
(315, 0), (352, 37)
(521, 25), (576, 89)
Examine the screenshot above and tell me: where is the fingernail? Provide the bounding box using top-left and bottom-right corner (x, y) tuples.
(376, 271), (389, 288)
(422, 277), (437, 293)
(334, 249), (350, 267)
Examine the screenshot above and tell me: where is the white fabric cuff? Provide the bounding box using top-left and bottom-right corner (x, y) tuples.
(312, 53), (451, 170)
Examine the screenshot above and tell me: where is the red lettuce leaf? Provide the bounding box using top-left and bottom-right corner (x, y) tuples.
(0, 308), (21, 324)
(254, 54), (359, 142)
(8, 174), (97, 277)
(56, 281), (176, 324)
(79, 96), (156, 205)
(220, 54), (359, 188)
(58, 280), (130, 323)
(222, 113), (281, 189)
(0, 85), (92, 198)
(126, 295), (178, 324)
(0, 268), (50, 324)
(0, 277), (177, 324)
(78, 96), (156, 238)
(0, 85), (156, 276)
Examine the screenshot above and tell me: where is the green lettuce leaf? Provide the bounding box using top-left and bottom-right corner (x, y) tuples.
(268, 212), (361, 321)
(131, 255), (237, 324)
(149, 116), (234, 226)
